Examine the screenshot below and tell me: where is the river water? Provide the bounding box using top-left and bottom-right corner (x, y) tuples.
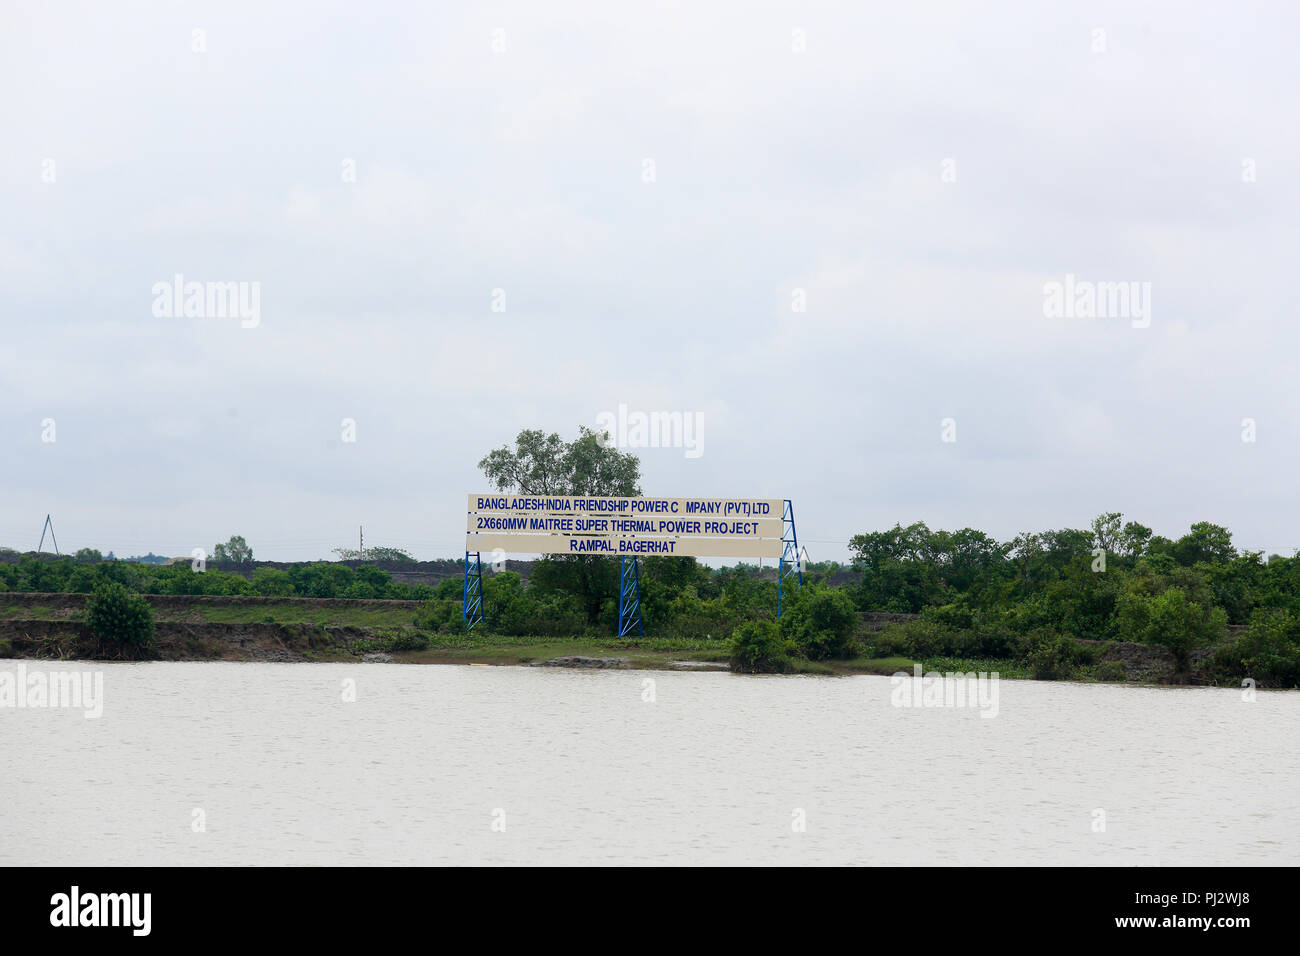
(1, 661), (1295, 865)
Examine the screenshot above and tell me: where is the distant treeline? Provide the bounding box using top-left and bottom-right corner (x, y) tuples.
(847, 514), (1300, 685)
(3, 512), (1298, 684)
(0, 555), (446, 601)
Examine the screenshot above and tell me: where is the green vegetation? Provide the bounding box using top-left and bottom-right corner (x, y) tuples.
(849, 514), (1300, 686)
(85, 582), (154, 657)
(1117, 586), (1226, 670)
(3, 505), (1298, 685)
(777, 584), (857, 660)
(0, 555), (442, 601)
(479, 426), (641, 624)
(729, 620), (794, 673)
(1213, 609), (1300, 686)
(212, 535), (253, 566)
(1026, 632), (1095, 681)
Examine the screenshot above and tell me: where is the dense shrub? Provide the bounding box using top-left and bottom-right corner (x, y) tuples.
(1118, 587), (1227, 670)
(968, 616), (1024, 657)
(778, 585), (858, 660)
(875, 620), (963, 658)
(922, 601), (975, 630)
(729, 620), (794, 673)
(416, 600), (463, 633)
(86, 582), (154, 656)
(250, 568), (295, 596)
(66, 565), (100, 593)
(1212, 610), (1300, 686)
(1026, 631), (1089, 680)
(1091, 660), (1127, 682)
(388, 630), (430, 651)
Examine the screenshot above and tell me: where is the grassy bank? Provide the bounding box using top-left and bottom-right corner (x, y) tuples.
(0, 591), (1260, 684)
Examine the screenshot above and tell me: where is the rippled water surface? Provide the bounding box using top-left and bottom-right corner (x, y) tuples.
(2, 661), (1296, 865)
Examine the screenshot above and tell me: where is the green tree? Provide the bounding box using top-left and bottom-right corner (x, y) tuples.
(212, 535), (254, 566)
(928, 528), (1008, 592)
(250, 567), (294, 596)
(778, 584), (859, 660)
(1215, 609), (1300, 686)
(479, 426), (641, 497)
(849, 522), (948, 612)
(479, 426), (641, 624)
(481, 571), (541, 635)
(1118, 586), (1226, 671)
(354, 565), (394, 596)
(1117, 521), (1153, 560)
(526, 557), (618, 626)
(86, 582), (154, 657)
(1172, 522), (1235, 567)
(365, 547), (415, 563)
(289, 562), (354, 597)
(74, 548), (103, 563)
(67, 565), (100, 593)
(18, 556), (59, 592)
(1090, 512), (1123, 555)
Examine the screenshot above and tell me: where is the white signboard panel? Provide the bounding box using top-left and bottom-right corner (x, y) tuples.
(468, 495), (782, 519)
(467, 512), (783, 539)
(465, 533), (784, 559)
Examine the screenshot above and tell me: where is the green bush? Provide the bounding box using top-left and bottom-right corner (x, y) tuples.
(922, 601), (975, 630)
(66, 565), (100, 594)
(729, 620), (794, 673)
(388, 630), (430, 651)
(1213, 610), (1300, 686)
(1092, 660), (1128, 682)
(969, 618), (1024, 658)
(1026, 631), (1086, 680)
(250, 567), (295, 597)
(874, 619), (966, 658)
(86, 582), (154, 656)
(778, 585), (858, 660)
(342, 581), (379, 599)
(415, 600), (463, 633)
(1118, 586), (1227, 670)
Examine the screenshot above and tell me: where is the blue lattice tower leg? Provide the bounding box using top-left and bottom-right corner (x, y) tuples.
(618, 555), (643, 637)
(463, 550), (484, 630)
(777, 499), (803, 619)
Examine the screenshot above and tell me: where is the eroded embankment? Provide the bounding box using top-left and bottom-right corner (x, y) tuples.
(0, 592), (1226, 681)
(0, 617), (370, 662)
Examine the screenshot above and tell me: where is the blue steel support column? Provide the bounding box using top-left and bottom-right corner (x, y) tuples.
(618, 555), (643, 637)
(463, 550), (484, 630)
(777, 499), (803, 619)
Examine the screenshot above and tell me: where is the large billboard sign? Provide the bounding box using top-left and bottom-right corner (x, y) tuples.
(466, 494), (785, 558)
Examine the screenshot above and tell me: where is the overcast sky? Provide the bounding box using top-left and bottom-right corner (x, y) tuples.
(3, 1), (1298, 563)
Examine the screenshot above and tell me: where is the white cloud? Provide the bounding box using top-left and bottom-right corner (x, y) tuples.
(1, 0), (1298, 559)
